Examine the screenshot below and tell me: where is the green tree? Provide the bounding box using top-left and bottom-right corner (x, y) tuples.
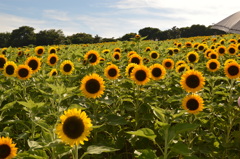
(9, 26), (36, 47)
(121, 33), (136, 41)
(138, 27), (160, 40)
(68, 33), (94, 44)
(36, 29), (65, 45)
(0, 32), (11, 47)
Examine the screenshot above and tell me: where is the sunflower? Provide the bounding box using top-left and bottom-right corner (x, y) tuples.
(35, 46), (45, 56)
(48, 47), (57, 54)
(1, 48), (7, 55)
(145, 47), (151, 52)
(185, 42), (193, 48)
(149, 64), (166, 80)
(206, 59), (220, 72)
(15, 65), (32, 80)
(176, 64), (189, 73)
(56, 108), (92, 146)
(49, 69), (58, 76)
(209, 52), (219, 59)
(114, 48), (121, 53)
(224, 61), (240, 79)
(130, 65), (151, 85)
(84, 50), (100, 65)
(127, 51), (137, 58)
(101, 49), (110, 54)
(186, 51), (199, 63)
(227, 45), (238, 55)
(60, 60), (75, 75)
(167, 48), (174, 56)
(162, 59), (174, 70)
(128, 54), (142, 65)
(224, 59), (236, 66)
(216, 45), (226, 56)
(125, 63), (138, 77)
(219, 39), (225, 45)
(104, 64), (120, 80)
(176, 60), (186, 67)
(229, 38), (237, 44)
(180, 70), (205, 93)
(25, 56), (41, 74)
(47, 54), (59, 66)
(3, 61), (17, 77)
(0, 55), (7, 70)
(197, 43), (207, 52)
(182, 94), (204, 114)
(80, 73), (105, 98)
(112, 52), (121, 60)
(0, 136), (18, 159)
(173, 48), (180, 54)
(149, 51), (159, 59)
(17, 51), (24, 57)
(204, 49), (214, 59)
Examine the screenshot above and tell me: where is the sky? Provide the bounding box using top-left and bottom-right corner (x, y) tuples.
(0, 0), (239, 38)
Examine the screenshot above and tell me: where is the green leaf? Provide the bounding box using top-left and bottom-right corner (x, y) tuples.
(18, 100), (45, 110)
(151, 106), (166, 122)
(127, 128), (156, 142)
(171, 142), (192, 156)
(1, 101), (16, 111)
(27, 140), (43, 149)
(106, 114), (127, 125)
(173, 123), (199, 134)
(86, 145), (119, 155)
(136, 149), (158, 159)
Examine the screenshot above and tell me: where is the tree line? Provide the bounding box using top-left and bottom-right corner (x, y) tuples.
(0, 25), (225, 48)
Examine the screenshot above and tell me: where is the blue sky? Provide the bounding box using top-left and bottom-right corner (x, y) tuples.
(0, 0), (239, 38)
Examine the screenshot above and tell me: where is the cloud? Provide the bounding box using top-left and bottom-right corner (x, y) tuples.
(42, 10), (71, 21)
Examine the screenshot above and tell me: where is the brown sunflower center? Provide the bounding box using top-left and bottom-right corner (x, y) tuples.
(178, 66), (185, 73)
(188, 54), (196, 62)
(50, 49), (56, 54)
(131, 57), (140, 64)
(108, 68), (117, 77)
(85, 79), (100, 94)
(50, 56), (57, 64)
(152, 67), (162, 77)
(186, 75), (200, 88)
(28, 60), (39, 70)
(6, 65), (15, 75)
(209, 62), (217, 70)
(198, 46), (204, 51)
(0, 144), (11, 158)
(210, 54), (217, 59)
(128, 67), (134, 76)
(63, 116), (84, 139)
(18, 68), (29, 77)
(186, 99), (199, 111)
(151, 53), (158, 59)
(228, 65), (239, 76)
(165, 62), (172, 68)
(88, 53), (97, 63)
(229, 48), (236, 54)
(52, 71), (57, 76)
(0, 58), (6, 68)
(219, 48), (225, 54)
(135, 70), (147, 81)
(114, 54), (120, 60)
(37, 48), (44, 55)
(63, 64), (72, 72)
(168, 50), (174, 55)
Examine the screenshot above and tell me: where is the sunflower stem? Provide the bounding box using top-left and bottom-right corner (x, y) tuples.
(74, 144), (78, 159)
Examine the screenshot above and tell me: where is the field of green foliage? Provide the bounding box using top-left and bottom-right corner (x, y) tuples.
(1, 34), (240, 159)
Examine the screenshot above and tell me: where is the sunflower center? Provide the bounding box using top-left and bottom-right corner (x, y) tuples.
(198, 46), (204, 51)
(186, 99), (199, 111)
(19, 68), (29, 77)
(131, 57), (140, 64)
(0, 58), (6, 68)
(152, 68), (162, 77)
(28, 60), (38, 70)
(168, 50), (173, 55)
(0, 144), (11, 158)
(6, 65), (15, 75)
(85, 79), (100, 94)
(186, 75), (200, 88)
(63, 116), (84, 139)
(165, 62), (172, 68)
(114, 54), (120, 60)
(108, 68), (117, 77)
(135, 70), (147, 81)
(128, 67), (134, 76)
(50, 57), (57, 64)
(52, 71), (57, 76)
(209, 62), (217, 70)
(228, 65), (239, 76)
(188, 54), (196, 62)
(178, 66), (185, 73)
(63, 64), (72, 72)
(219, 48), (225, 54)
(229, 48), (236, 54)
(151, 53), (158, 59)
(37, 48), (44, 55)
(50, 49), (56, 54)
(88, 54), (97, 63)
(210, 54), (217, 59)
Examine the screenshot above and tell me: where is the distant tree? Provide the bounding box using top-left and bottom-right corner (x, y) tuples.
(101, 37), (117, 42)
(0, 32), (11, 47)
(9, 26), (36, 47)
(68, 33), (94, 44)
(138, 27), (160, 40)
(121, 33), (136, 41)
(36, 29), (65, 45)
(93, 34), (102, 43)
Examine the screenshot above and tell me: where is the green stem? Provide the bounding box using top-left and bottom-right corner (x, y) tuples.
(73, 144), (78, 159)
(163, 127), (169, 159)
(134, 85), (141, 130)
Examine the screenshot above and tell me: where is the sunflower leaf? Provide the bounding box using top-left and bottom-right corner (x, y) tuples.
(126, 128), (156, 142)
(86, 145), (119, 155)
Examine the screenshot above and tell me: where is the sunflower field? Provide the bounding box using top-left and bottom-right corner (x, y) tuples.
(1, 34), (240, 159)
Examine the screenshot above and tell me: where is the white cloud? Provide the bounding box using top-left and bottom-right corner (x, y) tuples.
(42, 10), (71, 21)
